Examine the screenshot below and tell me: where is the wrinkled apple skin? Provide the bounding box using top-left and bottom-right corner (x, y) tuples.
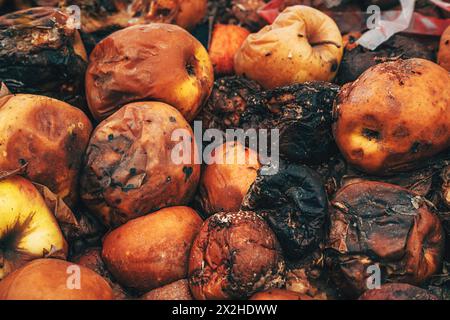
(235, 5), (343, 89)
(86, 23), (214, 122)
(333, 58), (450, 175)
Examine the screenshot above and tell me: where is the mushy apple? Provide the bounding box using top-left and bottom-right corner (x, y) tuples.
(234, 5), (343, 89)
(333, 58), (450, 175)
(0, 94), (93, 207)
(85, 23), (214, 122)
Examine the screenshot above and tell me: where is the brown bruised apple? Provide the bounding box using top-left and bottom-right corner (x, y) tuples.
(0, 176), (67, 280)
(85, 23), (214, 122)
(0, 94), (92, 207)
(333, 58), (450, 175)
(0, 259), (113, 300)
(234, 5), (343, 89)
(197, 141), (260, 216)
(188, 211), (285, 300)
(326, 181), (444, 298)
(102, 207), (203, 292)
(438, 26), (450, 72)
(80, 101), (200, 227)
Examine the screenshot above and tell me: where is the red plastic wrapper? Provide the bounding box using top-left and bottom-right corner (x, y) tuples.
(258, 0), (450, 37)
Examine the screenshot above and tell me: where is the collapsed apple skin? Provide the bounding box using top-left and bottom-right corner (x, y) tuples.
(235, 5), (343, 89)
(85, 23), (214, 122)
(325, 181), (444, 298)
(80, 101), (200, 227)
(333, 58), (450, 175)
(438, 26), (450, 72)
(102, 206), (203, 293)
(0, 94), (92, 208)
(0, 176), (67, 280)
(0, 259), (113, 300)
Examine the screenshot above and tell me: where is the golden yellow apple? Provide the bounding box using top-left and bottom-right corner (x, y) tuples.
(0, 176), (67, 280)
(333, 58), (450, 175)
(235, 5), (343, 89)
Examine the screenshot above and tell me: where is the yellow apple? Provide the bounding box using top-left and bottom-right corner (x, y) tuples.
(0, 176), (67, 280)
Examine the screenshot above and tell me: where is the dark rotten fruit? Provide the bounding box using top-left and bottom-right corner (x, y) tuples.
(189, 211), (285, 300)
(102, 207), (203, 292)
(85, 23), (213, 122)
(242, 161), (329, 260)
(336, 34), (434, 85)
(0, 259), (113, 300)
(326, 181), (444, 298)
(80, 101), (200, 227)
(333, 58), (450, 175)
(199, 78), (340, 164)
(0, 94), (92, 207)
(60, 0), (207, 38)
(0, 7), (88, 108)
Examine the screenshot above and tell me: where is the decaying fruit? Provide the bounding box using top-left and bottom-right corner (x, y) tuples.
(200, 78), (340, 164)
(333, 58), (450, 175)
(80, 101), (200, 227)
(209, 24), (250, 75)
(0, 7), (88, 108)
(0, 259), (113, 300)
(235, 5), (343, 89)
(197, 141), (260, 216)
(189, 211), (285, 300)
(0, 176), (67, 280)
(0, 94), (92, 207)
(326, 181), (444, 298)
(102, 206), (203, 292)
(337, 34), (435, 85)
(85, 23), (214, 122)
(242, 161), (329, 260)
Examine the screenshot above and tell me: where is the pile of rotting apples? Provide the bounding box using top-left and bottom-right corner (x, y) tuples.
(0, 0), (449, 300)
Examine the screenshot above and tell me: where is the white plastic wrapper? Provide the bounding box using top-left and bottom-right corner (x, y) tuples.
(357, 0), (416, 50)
